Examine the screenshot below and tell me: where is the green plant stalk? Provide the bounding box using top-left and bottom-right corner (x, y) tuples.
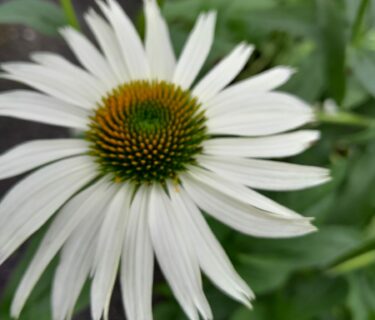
(351, 0), (370, 45)
(60, 0), (80, 30)
(328, 251), (375, 275)
(317, 111), (375, 128)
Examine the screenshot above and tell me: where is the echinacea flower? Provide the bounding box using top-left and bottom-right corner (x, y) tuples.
(0, 0), (330, 319)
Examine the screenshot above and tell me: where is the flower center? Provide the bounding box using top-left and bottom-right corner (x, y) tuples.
(86, 80), (207, 184)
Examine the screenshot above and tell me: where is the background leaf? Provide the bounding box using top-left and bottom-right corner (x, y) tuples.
(0, 0), (66, 35)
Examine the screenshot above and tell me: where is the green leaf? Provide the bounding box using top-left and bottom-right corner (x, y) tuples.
(317, 0), (347, 104)
(237, 4), (318, 38)
(350, 48), (375, 98)
(281, 50), (325, 103)
(329, 237), (375, 274)
(347, 269), (375, 320)
(0, 0), (66, 35)
(234, 226), (361, 293)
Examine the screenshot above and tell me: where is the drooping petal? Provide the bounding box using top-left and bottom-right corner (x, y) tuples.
(203, 130), (320, 159)
(97, 0), (150, 80)
(193, 43), (254, 104)
(206, 93), (315, 136)
(148, 184), (212, 320)
(0, 156), (97, 265)
(0, 90), (89, 129)
(185, 166), (303, 219)
(173, 11), (216, 90)
(120, 186), (154, 320)
(91, 183), (132, 320)
(10, 178), (112, 318)
(30, 52), (106, 94)
(168, 183), (253, 307)
(198, 155), (331, 191)
(204, 66), (295, 109)
(60, 27), (117, 90)
(1, 63), (101, 109)
(85, 9), (129, 83)
(52, 183), (117, 320)
(0, 139), (89, 180)
(145, 0), (176, 81)
(181, 173), (317, 238)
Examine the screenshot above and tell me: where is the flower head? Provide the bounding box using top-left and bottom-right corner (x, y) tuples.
(0, 0), (330, 319)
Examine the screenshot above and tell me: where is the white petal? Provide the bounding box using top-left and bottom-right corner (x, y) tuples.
(1, 63), (101, 109)
(30, 52), (106, 95)
(193, 43), (254, 104)
(205, 66), (295, 109)
(203, 130), (320, 158)
(186, 166), (303, 219)
(207, 112), (314, 137)
(207, 90), (312, 117)
(11, 178), (111, 318)
(198, 155), (331, 191)
(0, 90), (89, 129)
(0, 139), (89, 180)
(97, 0), (150, 80)
(168, 183), (253, 307)
(85, 9), (129, 83)
(91, 183), (132, 320)
(148, 184), (212, 320)
(173, 12), (216, 90)
(52, 182), (117, 320)
(120, 186), (154, 320)
(60, 27), (117, 90)
(181, 173), (316, 238)
(206, 93), (315, 136)
(145, 0), (176, 81)
(0, 156), (97, 265)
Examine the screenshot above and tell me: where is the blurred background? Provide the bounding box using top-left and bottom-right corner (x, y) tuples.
(1, 0), (375, 319)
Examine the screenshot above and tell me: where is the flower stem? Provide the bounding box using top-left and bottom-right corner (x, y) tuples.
(351, 0), (370, 45)
(60, 0), (80, 30)
(317, 111), (375, 128)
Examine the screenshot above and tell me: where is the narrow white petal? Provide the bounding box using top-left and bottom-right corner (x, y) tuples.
(193, 43), (254, 104)
(205, 66), (295, 109)
(173, 12), (216, 89)
(60, 27), (117, 90)
(206, 93), (315, 136)
(207, 112), (314, 136)
(11, 178), (111, 318)
(91, 183), (132, 320)
(145, 0), (176, 80)
(1, 63), (101, 109)
(0, 156), (97, 265)
(52, 183), (117, 320)
(207, 90), (312, 118)
(30, 52), (106, 95)
(121, 186), (154, 320)
(97, 0), (150, 80)
(203, 130), (320, 158)
(168, 183), (253, 307)
(85, 9), (129, 83)
(148, 185), (212, 320)
(0, 139), (89, 180)
(0, 90), (89, 129)
(181, 173), (317, 238)
(186, 166), (303, 219)
(198, 155), (331, 191)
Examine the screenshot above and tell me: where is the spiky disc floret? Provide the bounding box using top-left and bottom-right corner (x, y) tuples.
(86, 80), (208, 184)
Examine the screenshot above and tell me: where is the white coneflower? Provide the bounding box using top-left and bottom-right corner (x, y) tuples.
(0, 0), (329, 319)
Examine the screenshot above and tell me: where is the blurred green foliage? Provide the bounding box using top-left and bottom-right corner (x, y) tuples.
(1, 0), (375, 319)
(0, 0), (66, 35)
